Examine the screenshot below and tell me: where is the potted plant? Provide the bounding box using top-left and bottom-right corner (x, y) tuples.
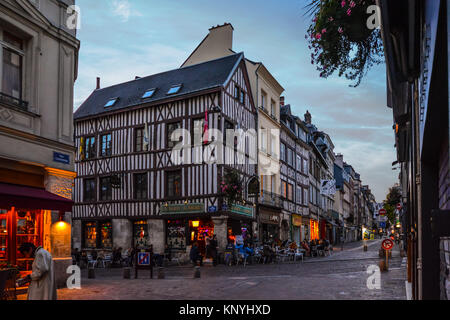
(305, 0), (384, 87)
(220, 170), (243, 206)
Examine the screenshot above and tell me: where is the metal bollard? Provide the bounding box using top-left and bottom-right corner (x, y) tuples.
(123, 267), (131, 279)
(88, 267), (95, 279)
(157, 267), (165, 279)
(364, 245), (368, 252)
(194, 266), (201, 278)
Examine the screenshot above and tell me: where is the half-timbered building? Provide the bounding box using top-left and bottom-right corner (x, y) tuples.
(73, 53), (257, 259)
(279, 104), (310, 244)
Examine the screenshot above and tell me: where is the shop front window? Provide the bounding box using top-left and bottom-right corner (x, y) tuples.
(83, 222), (97, 249)
(133, 220), (149, 249)
(99, 221), (112, 249)
(15, 210), (42, 271)
(167, 220), (186, 250)
(0, 209), (7, 261)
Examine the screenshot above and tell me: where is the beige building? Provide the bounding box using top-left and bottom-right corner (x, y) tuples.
(182, 23), (284, 242)
(0, 0), (79, 287)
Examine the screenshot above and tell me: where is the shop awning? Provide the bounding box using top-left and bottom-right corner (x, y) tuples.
(0, 182), (73, 212)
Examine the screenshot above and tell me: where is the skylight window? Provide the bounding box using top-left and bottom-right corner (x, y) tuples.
(104, 98), (118, 108)
(142, 89), (156, 99)
(167, 84), (182, 95)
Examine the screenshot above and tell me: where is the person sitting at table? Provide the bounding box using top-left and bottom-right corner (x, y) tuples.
(263, 244), (275, 264)
(301, 241), (310, 256)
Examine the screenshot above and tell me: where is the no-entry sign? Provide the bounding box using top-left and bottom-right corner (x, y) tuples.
(379, 209), (387, 216)
(397, 203), (402, 211)
(382, 239), (394, 251)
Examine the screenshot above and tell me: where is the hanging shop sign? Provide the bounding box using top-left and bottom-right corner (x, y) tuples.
(260, 212), (280, 225)
(229, 204), (255, 219)
(292, 214), (302, 227)
(160, 203), (204, 215)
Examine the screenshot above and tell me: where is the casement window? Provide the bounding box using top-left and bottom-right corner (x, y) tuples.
(0, 31), (24, 103)
(100, 133), (112, 157)
(261, 91), (267, 109)
(224, 120), (234, 146)
(281, 181), (287, 199)
(297, 186), (302, 204)
(297, 155), (302, 172)
(166, 170), (182, 198)
(304, 189), (308, 206)
(280, 143), (286, 162)
(134, 173), (148, 200)
(83, 221), (112, 249)
(260, 128), (267, 153)
(99, 177), (112, 201)
(193, 118), (204, 146)
(288, 183), (293, 201)
(234, 86), (240, 99)
(239, 90), (245, 105)
(166, 122), (181, 149)
(303, 159), (308, 174)
(271, 100), (276, 116)
(83, 178), (96, 202)
(84, 136), (96, 159)
(135, 127), (144, 152)
(271, 175), (276, 193)
(287, 148), (293, 167)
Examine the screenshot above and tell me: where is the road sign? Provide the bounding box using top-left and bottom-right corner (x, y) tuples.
(138, 252), (150, 266)
(379, 209), (387, 216)
(382, 239), (394, 251)
(379, 222), (386, 228)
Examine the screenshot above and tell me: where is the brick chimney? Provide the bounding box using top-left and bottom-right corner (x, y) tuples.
(280, 96), (285, 106)
(96, 77), (101, 90)
(304, 110), (312, 124)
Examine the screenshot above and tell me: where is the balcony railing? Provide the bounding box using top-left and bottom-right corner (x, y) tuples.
(258, 190), (281, 208)
(0, 92), (28, 111)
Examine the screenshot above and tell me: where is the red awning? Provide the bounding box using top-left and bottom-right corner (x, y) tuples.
(0, 182), (73, 212)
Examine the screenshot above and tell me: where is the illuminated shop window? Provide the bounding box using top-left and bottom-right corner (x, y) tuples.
(166, 220), (186, 250)
(133, 220), (149, 249)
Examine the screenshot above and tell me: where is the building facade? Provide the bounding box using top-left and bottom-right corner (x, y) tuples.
(0, 0), (79, 286)
(73, 53), (258, 260)
(279, 104), (310, 244)
(181, 23), (285, 244)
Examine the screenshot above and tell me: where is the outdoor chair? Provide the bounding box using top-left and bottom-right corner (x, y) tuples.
(87, 254), (98, 268)
(276, 249), (289, 263)
(100, 254), (113, 268)
(236, 253), (248, 267)
(294, 249), (304, 262)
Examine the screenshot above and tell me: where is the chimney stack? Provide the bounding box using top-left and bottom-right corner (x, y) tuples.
(96, 77), (101, 90)
(304, 110), (312, 124)
(280, 96), (285, 106)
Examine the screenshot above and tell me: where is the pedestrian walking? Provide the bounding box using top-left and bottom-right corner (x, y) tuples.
(17, 243), (57, 300)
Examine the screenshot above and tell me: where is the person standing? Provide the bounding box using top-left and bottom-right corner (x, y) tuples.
(18, 243), (57, 300)
(210, 235), (218, 266)
(190, 242), (203, 266)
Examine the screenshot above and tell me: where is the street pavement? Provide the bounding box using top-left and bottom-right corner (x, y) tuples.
(18, 238), (407, 300)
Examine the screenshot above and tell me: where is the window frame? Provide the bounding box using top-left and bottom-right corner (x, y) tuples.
(166, 121), (181, 149)
(99, 176), (113, 201)
(83, 178), (96, 203)
(0, 30), (25, 102)
(166, 170), (182, 198)
(84, 136), (96, 160)
(100, 133), (112, 157)
(133, 172), (148, 200)
(134, 127), (145, 153)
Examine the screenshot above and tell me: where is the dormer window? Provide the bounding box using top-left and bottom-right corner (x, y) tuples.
(142, 88), (156, 99)
(167, 84), (182, 95)
(104, 98), (118, 108)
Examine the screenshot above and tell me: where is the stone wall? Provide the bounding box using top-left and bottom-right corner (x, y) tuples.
(112, 219), (132, 250)
(72, 220), (82, 250)
(148, 219), (165, 254)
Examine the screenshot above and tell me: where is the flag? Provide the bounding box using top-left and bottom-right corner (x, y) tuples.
(203, 108), (209, 144)
(143, 122), (149, 151)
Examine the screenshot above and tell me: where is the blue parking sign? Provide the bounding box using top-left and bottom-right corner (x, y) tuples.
(138, 252), (150, 266)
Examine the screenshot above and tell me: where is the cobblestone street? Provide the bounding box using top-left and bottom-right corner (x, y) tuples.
(21, 239), (406, 300)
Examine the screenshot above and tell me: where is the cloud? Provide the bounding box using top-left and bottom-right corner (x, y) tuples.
(111, 0), (141, 22)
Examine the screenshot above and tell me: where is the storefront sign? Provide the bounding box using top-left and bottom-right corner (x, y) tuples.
(229, 204), (254, 218)
(160, 203), (204, 215)
(260, 212), (280, 224)
(53, 152), (70, 164)
(292, 214), (302, 227)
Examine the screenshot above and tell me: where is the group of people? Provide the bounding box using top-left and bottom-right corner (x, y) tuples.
(71, 247), (136, 268)
(299, 239), (331, 257)
(190, 234), (219, 266)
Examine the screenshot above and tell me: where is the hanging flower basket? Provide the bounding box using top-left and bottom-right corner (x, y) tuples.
(220, 170), (243, 206)
(305, 0), (384, 87)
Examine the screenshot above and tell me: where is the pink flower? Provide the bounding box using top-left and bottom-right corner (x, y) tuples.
(329, 17), (334, 22)
(321, 28), (327, 34)
(315, 33), (322, 40)
(350, 1), (356, 8)
(347, 9), (352, 15)
(341, 1), (346, 7)
(338, 27), (343, 33)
